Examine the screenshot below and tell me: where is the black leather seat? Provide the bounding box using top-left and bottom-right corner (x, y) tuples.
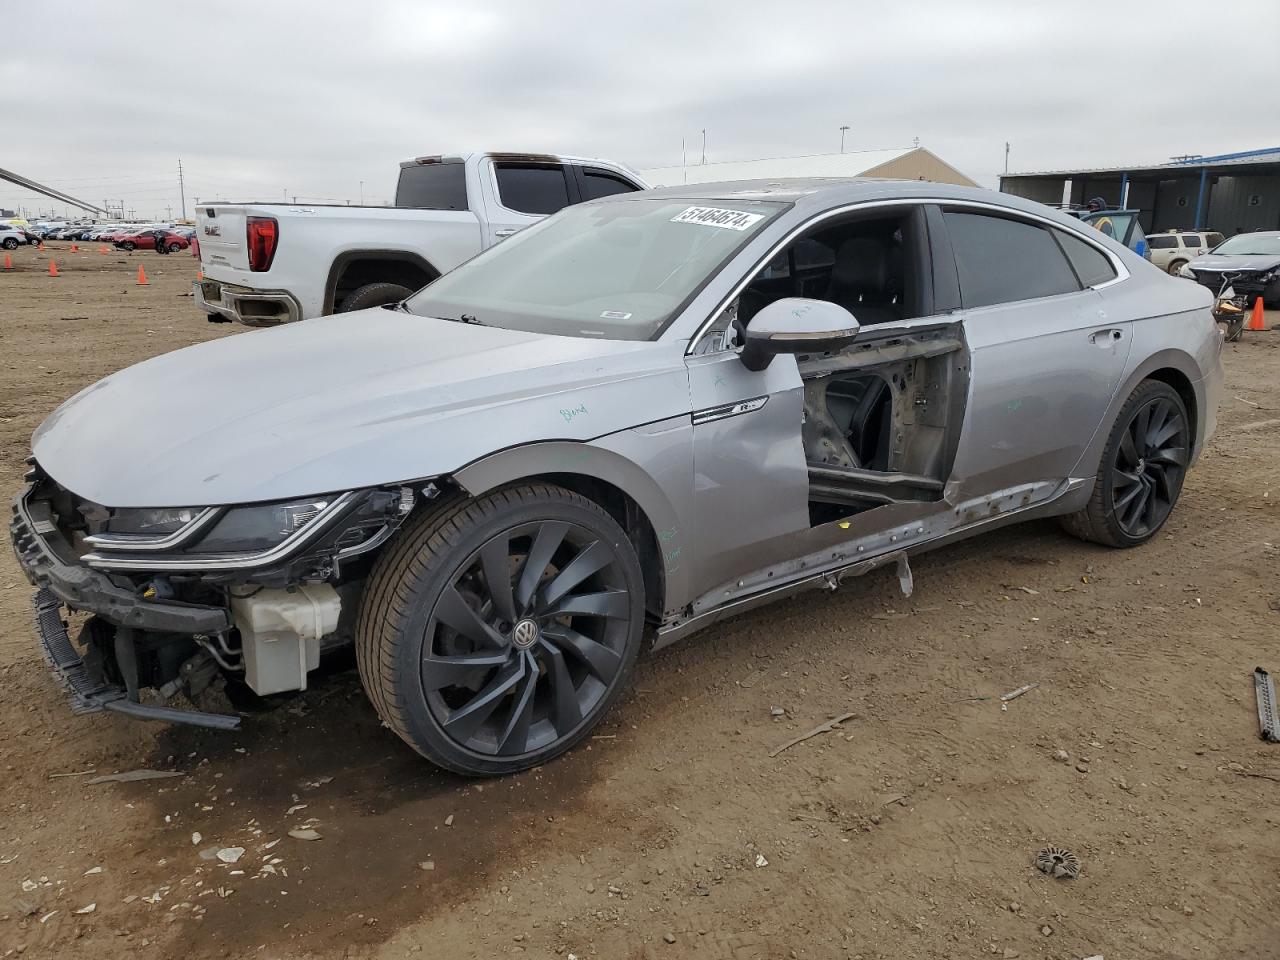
(825, 238), (901, 325)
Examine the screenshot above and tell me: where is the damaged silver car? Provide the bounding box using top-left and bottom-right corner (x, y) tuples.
(12, 180), (1223, 775)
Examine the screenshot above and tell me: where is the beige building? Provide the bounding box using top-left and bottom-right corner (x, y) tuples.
(641, 146), (977, 189)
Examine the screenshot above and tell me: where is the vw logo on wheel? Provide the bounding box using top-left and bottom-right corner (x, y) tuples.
(511, 618), (540, 648)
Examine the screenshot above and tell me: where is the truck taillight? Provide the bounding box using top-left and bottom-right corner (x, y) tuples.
(246, 217), (278, 272)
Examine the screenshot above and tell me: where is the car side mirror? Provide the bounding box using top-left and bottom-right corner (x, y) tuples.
(740, 298), (861, 372)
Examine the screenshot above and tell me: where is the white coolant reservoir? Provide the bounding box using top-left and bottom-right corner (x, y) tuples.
(230, 583), (341, 695)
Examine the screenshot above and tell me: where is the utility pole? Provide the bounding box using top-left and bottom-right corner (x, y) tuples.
(700, 129), (706, 165)
(839, 125), (850, 153)
(177, 158), (187, 220)
(359, 180), (364, 205)
(1004, 142), (1010, 174)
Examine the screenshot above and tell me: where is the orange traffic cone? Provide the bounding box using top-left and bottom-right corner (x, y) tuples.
(1247, 296), (1267, 331)
(3, 252), (10, 270)
(136, 264), (149, 285)
(49, 259), (59, 278)
(98, 245), (108, 255)
(196, 267), (204, 281)
(70, 243), (79, 253)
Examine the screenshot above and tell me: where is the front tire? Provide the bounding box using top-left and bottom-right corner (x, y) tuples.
(1, 237), (16, 250)
(356, 483), (645, 776)
(1061, 380), (1190, 547)
(338, 282), (415, 313)
(167, 242), (183, 253)
(121, 241), (135, 251)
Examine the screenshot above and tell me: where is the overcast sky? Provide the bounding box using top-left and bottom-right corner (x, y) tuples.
(4, 0), (1278, 220)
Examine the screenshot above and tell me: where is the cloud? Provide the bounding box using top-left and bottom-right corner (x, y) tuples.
(3, 0), (1277, 218)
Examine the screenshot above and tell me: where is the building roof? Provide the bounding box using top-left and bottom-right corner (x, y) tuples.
(1005, 146), (1280, 180)
(641, 147), (925, 186)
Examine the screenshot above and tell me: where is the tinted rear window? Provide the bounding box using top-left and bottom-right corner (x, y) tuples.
(1147, 235), (1177, 249)
(1054, 229), (1118, 287)
(394, 162), (468, 210)
(494, 163), (571, 215)
(1182, 235), (1202, 247)
(944, 211), (1081, 308)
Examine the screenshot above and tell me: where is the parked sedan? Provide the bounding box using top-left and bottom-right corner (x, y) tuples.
(1180, 230), (1280, 307)
(12, 180), (1222, 776)
(114, 230), (190, 252)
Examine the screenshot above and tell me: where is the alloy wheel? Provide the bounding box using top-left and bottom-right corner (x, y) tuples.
(1110, 395), (1188, 538)
(421, 519), (632, 758)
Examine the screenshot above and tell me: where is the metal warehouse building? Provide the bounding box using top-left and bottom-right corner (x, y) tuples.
(1000, 147), (1280, 236)
(642, 146), (977, 188)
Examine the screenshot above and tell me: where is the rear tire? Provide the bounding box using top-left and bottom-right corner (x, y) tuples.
(338, 282), (415, 313)
(167, 242), (182, 253)
(356, 483), (645, 776)
(121, 241), (135, 251)
(1060, 380), (1190, 548)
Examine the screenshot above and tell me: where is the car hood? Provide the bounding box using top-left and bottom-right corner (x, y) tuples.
(1187, 253), (1280, 273)
(33, 308), (691, 507)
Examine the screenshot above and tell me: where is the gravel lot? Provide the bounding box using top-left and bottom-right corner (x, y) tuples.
(1, 240), (1278, 960)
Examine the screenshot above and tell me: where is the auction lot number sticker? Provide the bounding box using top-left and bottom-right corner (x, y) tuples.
(671, 206), (764, 231)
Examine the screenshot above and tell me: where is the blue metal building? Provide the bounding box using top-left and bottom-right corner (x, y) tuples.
(999, 147), (1280, 235)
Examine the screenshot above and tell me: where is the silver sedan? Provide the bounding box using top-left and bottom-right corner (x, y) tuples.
(14, 179), (1223, 775)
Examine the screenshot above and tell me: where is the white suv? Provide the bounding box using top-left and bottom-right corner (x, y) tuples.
(1147, 230), (1225, 275)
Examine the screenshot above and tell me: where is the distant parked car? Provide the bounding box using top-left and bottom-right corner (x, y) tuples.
(0, 224), (29, 249)
(114, 230), (190, 253)
(1148, 231), (1226, 276)
(1180, 230), (1280, 307)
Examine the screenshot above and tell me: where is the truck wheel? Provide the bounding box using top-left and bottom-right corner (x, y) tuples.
(1060, 380), (1189, 548)
(356, 483), (645, 776)
(339, 282), (415, 313)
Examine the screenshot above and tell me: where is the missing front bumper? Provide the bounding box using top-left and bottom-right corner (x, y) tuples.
(32, 589), (239, 730)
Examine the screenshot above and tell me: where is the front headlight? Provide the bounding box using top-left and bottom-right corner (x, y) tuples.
(196, 499), (331, 553)
(107, 506), (202, 535)
(1178, 264), (1196, 279)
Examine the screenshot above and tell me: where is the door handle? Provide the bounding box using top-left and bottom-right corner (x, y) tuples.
(494, 227), (518, 238)
(1089, 328), (1124, 345)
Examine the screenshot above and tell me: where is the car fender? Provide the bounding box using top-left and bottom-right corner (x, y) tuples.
(452, 423), (695, 618)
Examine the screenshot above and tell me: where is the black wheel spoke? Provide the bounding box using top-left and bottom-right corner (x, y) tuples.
(541, 645), (583, 734)
(1151, 465), (1175, 504)
(421, 650), (510, 691)
(1148, 409), (1182, 448)
(480, 535), (517, 624)
(1118, 427), (1139, 467)
(541, 625), (622, 682)
(1148, 444), (1187, 467)
(516, 521), (568, 613)
(1113, 481), (1144, 514)
(435, 585), (507, 648)
(440, 657), (526, 743)
(496, 657), (538, 756)
(1123, 479), (1150, 530)
(544, 589), (631, 620)
(539, 540), (613, 609)
(1113, 468), (1141, 489)
(1142, 399), (1169, 446)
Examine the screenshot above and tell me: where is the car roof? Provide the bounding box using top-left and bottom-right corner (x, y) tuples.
(634, 177), (1094, 226)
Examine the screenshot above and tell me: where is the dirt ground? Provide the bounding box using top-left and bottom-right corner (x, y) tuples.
(1, 239), (1278, 960)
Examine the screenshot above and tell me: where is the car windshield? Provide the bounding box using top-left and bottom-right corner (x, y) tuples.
(1209, 234), (1280, 256)
(404, 197), (787, 340)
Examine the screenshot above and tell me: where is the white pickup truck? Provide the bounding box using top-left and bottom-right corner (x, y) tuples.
(193, 151), (646, 325)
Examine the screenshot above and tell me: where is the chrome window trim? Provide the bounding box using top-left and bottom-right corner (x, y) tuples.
(82, 492), (357, 571)
(685, 196), (1131, 355)
(84, 507), (221, 552)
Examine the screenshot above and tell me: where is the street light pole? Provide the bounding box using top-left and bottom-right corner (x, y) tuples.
(839, 125), (850, 153)
(359, 180), (364, 205)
